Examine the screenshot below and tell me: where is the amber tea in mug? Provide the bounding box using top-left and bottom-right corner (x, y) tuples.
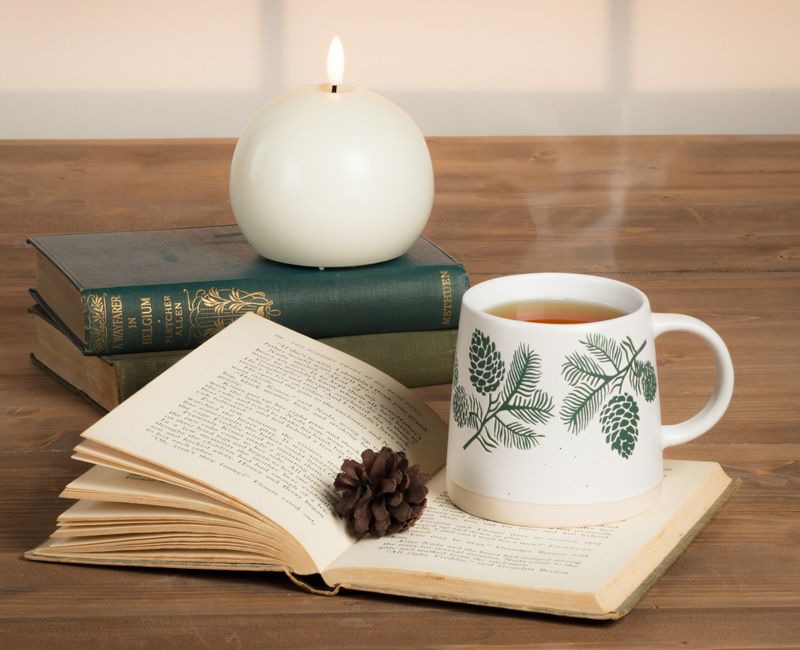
(487, 299), (627, 325)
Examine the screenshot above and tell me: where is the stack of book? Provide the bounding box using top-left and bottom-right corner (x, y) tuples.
(28, 225), (469, 410)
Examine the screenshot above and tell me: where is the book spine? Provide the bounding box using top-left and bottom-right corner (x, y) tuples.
(80, 267), (468, 354)
(113, 350), (189, 403)
(321, 329), (457, 388)
(112, 330), (457, 403)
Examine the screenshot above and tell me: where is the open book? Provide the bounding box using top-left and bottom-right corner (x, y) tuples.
(26, 313), (736, 619)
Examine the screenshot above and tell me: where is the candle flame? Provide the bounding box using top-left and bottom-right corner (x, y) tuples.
(327, 35), (344, 87)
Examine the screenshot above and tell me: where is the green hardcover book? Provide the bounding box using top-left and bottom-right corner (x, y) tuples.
(28, 225), (468, 355)
(30, 305), (457, 411)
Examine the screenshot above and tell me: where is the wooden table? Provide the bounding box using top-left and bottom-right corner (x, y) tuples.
(1, 137), (798, 648)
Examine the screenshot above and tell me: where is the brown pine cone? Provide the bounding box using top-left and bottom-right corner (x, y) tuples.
(334, 447), (429, 538)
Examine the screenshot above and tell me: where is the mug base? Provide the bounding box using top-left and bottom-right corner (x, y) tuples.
(446, 477), (662, 528)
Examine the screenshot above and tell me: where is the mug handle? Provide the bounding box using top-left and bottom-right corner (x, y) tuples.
(652, 313), (734, 448)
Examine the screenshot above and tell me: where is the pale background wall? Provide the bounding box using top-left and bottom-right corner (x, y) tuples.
(1, 0), (799, 138)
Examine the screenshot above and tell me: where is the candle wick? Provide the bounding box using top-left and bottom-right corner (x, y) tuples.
(331, 84), (338, 94)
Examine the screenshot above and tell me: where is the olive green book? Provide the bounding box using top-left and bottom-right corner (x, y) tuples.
(26, 314), (736, 619)
(29, 304), (457, 410)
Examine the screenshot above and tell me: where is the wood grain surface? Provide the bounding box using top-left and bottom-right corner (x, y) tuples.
(1, 136), (799, 649)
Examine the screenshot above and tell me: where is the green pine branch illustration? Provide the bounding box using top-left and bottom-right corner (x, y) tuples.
(559, 333), (657, 459)
(452, 330), (554, 453)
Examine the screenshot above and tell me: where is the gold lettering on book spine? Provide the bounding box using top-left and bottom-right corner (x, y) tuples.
(440, 270), (453, 326)
(85, 293), (108, 351)
(185, 287), (281, 342)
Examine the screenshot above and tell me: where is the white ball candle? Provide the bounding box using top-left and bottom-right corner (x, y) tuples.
(230, 36), (434, 268)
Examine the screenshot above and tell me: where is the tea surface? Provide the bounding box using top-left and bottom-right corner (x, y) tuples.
(487, 299), (626, 324)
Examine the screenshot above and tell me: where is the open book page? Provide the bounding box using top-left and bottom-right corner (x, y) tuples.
(325, 460), (728, 601)
(69, 441), (261, 514)
(54, 500), (266, 536)
(26, 538), (282, 569)
(63, 466), (235, 514)
(77, 313), (448, 572)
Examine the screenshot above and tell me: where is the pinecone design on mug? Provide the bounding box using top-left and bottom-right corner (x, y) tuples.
(451, 384), (470, 427)
(452, 330), (555, 453)
(560, 334), (656, 459)
(639, 361), (658, 402)
(599, 393), (641, 459)
(468, 330), (505, 394)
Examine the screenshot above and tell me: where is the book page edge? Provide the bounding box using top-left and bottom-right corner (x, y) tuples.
(22, 546), (285, 574)
(323, 574), (609, 619)
(603, 472), (739, 618)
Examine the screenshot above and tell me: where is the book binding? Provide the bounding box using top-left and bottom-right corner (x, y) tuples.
(28, 228), (469, 355)
(79, 268), (466, 355)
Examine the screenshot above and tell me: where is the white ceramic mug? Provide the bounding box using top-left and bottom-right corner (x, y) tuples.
(446, 273), (734, 527)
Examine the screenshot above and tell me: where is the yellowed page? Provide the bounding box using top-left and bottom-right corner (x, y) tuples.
(70, 441), (254, 513)
(55, 500), (264, 535)
(327, 460), (725, 594)
(78, 313), (448, 572)
(25, 540), (278, 570)
(63, 465), (229, 513)
(59, 499), (229, 523)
